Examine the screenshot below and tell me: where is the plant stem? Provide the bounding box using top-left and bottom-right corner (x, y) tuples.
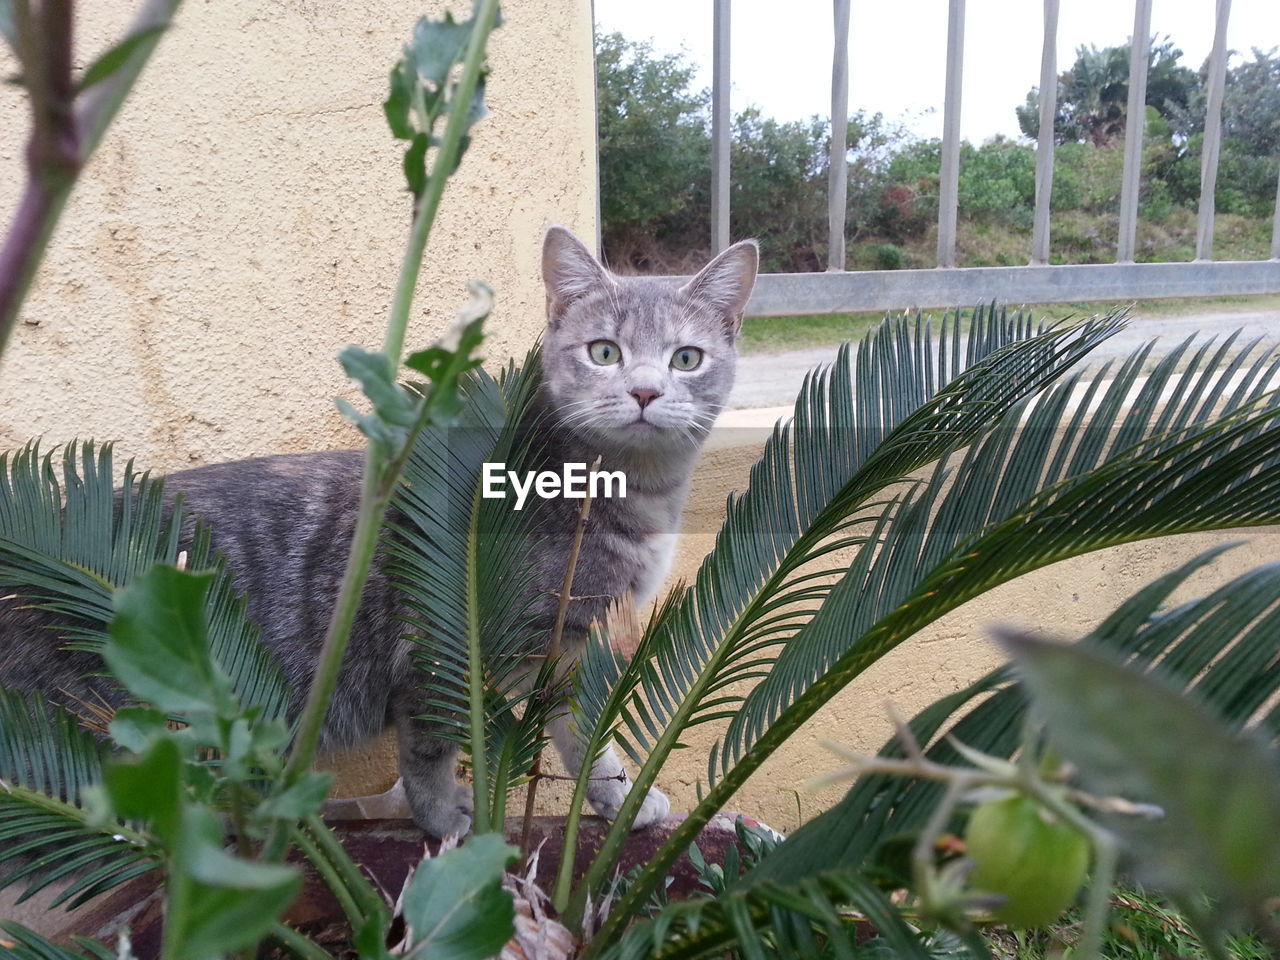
(0, 0), (181, 365)
(278, 0), (501, 808)
(267, 922), (333, 960)
(292, 824), (362, 924)
(300, 813), (388, 920)
(466, 485), (491, 833)
(520, 456), (599, 856)
(383, 0), (500, 372)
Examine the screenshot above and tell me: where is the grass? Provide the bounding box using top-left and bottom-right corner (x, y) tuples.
(739, 209), (1278, 355)
(740, 294), (1280, 356)
(985, 887), (1272, 960)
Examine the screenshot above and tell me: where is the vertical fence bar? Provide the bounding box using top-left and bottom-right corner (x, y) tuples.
(1117, 0), (1152, 263)
(590, 0), (604, 258)
(1030, 0), (1059, 265)
(711, 0), (731, 254)
(1195, 0), (1232, 261)
(827, 0), (852, 271)
(936, 0), (965, 268)
(1272, 162), (1280, 260)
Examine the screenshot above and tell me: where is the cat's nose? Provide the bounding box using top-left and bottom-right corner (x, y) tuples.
(630, 388), (661, 409)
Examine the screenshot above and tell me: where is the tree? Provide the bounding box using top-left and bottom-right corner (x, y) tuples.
(595, 32), (710, 267)
(729, 109), (829, 272)
(1169, 46), (1280, 157)
(1018, 39), (1199, 146)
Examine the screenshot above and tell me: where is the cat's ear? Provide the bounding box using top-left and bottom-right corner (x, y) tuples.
(543, 226), (614, 321)
(679, 240), (759, 337)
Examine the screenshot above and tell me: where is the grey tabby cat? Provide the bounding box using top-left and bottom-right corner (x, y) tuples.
(3, 226), (758, 837)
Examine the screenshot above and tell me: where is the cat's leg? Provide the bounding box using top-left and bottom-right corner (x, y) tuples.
(548, 711), (670, 829)
(391, 687), (473, 838)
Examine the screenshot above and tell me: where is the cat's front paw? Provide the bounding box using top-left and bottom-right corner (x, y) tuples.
(408, 780), (473, 839)
(631, 785), (671, 830)
(588, 778), (671, 830)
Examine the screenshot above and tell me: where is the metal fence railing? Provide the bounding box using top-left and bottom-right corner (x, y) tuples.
(639, 0), (1280, 317)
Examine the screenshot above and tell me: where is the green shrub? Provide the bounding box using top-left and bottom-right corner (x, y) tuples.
(871, 242), (905, 270)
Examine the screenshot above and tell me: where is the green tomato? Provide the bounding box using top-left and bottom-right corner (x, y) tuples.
(964, 793), (1090, 928)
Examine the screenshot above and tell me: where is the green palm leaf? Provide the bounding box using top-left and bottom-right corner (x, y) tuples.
(0, 689), (156, 910)
(0, 441), (289, 722)
(0, 688), (105, 805)
(388, 352), (567, 824)
(0, 922), (116, 960)
(585, 331), (1280, 943)
(747, 549), (1280, 887)
(597, 863), (941, 960)
(563, 308), (1125, 916)
(718, 332), (1280, 778)
(595, 309), (1121, 759)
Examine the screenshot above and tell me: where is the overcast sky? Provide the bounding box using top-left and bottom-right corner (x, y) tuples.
(593, 0), (1280, 143)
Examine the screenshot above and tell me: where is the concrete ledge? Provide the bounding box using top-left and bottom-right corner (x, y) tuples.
(694, 260), (1280, 316)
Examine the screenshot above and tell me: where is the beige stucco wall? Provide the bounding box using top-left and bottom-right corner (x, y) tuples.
(0, 0), (597, 466)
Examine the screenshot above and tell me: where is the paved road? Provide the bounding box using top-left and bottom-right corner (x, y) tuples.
(728, 309), (1280, 410)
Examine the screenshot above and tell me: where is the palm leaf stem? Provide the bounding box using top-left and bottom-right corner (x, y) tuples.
(1, 786), (147, 849)
(464, 479), (491, 833)
(565, 494), (907, 924)
(291, 824), (361, 925)
(521, 470), (597, 853)
(297, 814), (386, 929)
(273, 0), (500, 843)
(267, 922), (333, 960)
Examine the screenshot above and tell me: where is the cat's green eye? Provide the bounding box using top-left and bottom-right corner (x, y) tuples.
(670, 346), (703, 371)
(588, 340), (622, 365)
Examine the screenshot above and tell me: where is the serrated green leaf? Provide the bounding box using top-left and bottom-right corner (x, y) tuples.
(405, 308), (487, 423)
(105, 565), (232, 717)
(107, 706), (170, 752)
(403, 131), (430, 196)
(77, 25), (166, 92)
(252, 772), (333, 822)
(337, 345), (418, 452)
(1001, 631), (1280, 932)
(400, 834), (517, 960)
(340, 346), (416, 426)
(103, 737), (183, 843)
(384, 60), (416, 140)
(405, 10), (474, 90)
(164, 807), (300, 960)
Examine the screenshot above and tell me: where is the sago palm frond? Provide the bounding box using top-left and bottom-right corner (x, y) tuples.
(562, 308), (1125, 915)
(389, 352), (566, 824)
(0, 687), (105, 804)
(718, 332), (1280, 778)
(0, 690), (156, 910)
(0, 922), (116, 960)
(585, 330), (1280, 942)
(607, 309), (1124, 761)
(597, 863), (941, 960)
(744, 546), (1280, 888)
(0, 441), (290, 722)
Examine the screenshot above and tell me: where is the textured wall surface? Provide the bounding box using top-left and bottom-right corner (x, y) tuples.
(0, 0), (597, 467)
